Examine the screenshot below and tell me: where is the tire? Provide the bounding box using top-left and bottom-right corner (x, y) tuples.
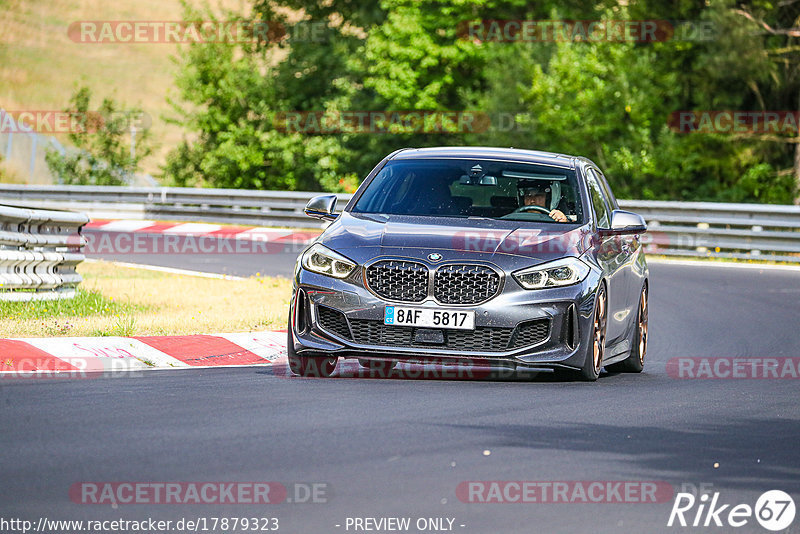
(286, 328), (337, 377)
(607, 285), (647, 373)
(578, 283), (608, 381)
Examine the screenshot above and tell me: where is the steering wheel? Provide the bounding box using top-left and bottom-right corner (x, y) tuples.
(515, 205), (552, 215)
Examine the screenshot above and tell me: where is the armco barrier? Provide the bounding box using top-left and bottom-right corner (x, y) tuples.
(0, 204), (88, 301)
(0, 185), (351, 229)
(0, 185), (798, 262)
(619, 200), (800, 263)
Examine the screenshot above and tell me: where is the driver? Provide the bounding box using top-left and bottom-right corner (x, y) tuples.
(520, 184), (568, 222)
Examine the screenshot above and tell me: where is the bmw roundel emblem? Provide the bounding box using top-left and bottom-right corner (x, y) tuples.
(428, 253), (443, 262)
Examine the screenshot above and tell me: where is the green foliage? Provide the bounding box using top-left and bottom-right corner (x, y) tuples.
(164, 4), (359, 191)
(519, 27), (669, 197)
(164, 0), (799, 203)
(91, 314), (138, 337)
(0, 287), (142, 320)
(45, 86), (152, 185)
(722, 163), (796, 204)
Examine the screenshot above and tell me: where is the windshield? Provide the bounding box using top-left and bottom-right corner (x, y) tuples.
(351, 159), (584, 223)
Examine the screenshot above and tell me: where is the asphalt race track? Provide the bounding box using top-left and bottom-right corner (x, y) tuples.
(2, 257), (799, 533)
(82, 227), (307, 278)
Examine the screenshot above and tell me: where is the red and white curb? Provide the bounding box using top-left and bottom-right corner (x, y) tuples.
(0, 331), (288, 377)
(1, 334), (559, 381)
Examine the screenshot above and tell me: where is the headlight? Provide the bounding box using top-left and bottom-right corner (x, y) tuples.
(301, 243), (357, 278)
(513, 257), (590, 289)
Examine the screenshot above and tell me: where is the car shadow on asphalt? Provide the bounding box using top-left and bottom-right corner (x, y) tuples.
(259, 358), (632, 383)
(434, 417), (800, 494)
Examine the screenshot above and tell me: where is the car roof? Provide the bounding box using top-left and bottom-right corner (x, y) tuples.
(389, 146), (580, 169)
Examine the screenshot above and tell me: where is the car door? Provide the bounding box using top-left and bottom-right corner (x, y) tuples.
(595, 168), (642, 312)
(584, 167), (627, 346)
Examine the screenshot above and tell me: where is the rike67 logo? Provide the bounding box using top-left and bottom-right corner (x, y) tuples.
(668, 490), (795, 531)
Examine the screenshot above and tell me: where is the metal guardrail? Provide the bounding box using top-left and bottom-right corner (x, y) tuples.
(0, 184), (350, 229)
(0, 185), (798, 262)
(0, 204), (88, 301)
(619, 200), (800, 263)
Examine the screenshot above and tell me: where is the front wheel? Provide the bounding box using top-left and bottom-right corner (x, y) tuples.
(287, 329), (337, 377)
(578, 283), (607, 381)
(607, 285), (647, 373)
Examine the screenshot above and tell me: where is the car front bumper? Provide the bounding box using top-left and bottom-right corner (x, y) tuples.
(290, 266), (602, 371)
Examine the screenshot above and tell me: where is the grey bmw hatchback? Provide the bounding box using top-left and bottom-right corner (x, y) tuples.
(288, 147), (649, 381)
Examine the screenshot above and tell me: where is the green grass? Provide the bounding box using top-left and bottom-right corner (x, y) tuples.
(0, 287), (144, 323)
(1, 260), (291, 338)
(91, 313), (138, 337)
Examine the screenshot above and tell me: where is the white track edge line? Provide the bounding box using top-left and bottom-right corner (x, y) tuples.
(0, 361), (282, 374)
(647, 257), (800, 272)
(83, 258), (247, 280)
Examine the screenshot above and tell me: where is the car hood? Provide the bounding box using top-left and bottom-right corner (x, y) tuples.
(320, 212), (594, 270)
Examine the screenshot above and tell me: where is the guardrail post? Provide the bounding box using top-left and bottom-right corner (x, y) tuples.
(29, 133), (38, 180)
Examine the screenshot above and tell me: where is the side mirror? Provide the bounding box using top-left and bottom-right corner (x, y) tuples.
(601, 210), (647, 235)
(304, 195), (339, 221)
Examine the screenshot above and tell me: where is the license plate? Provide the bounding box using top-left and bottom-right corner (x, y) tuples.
(384, 306), (475, 330)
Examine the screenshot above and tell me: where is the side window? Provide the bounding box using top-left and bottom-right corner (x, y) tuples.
(586, 169), (611, 229)
(595, 170), (618, 210)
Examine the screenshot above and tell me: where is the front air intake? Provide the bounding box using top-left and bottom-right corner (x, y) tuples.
(294, 288), (307, 334)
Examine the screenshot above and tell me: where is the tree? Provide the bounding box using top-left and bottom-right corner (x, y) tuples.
(45, 87), (151, 185)
(723, 3), (800, 204)
(163, 2), (361, 191)
(164, 0), (796, 203)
